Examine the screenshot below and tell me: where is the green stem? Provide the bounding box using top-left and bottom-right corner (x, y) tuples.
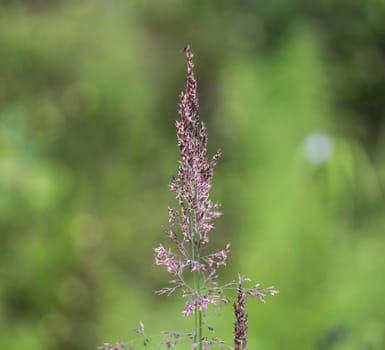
(192, 245), (203, 350)
(188, 186), (203, 349)
(192, 245), (198, 346)
(191, 235), (203, 349)
(198, 308), (203, 350)
(193, 269), (203, 350)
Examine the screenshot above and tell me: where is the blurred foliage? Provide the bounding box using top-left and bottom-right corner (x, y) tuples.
(0, 1), (384, 350)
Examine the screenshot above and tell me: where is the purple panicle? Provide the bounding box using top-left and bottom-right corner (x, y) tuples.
(154, 45), (228, 318)
(100, 46), (278, 350)
(170, 45), (222, 248)
(233, 275), (248, 350)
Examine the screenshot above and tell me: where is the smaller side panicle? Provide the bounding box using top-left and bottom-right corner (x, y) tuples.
(233, 275), (248, 350)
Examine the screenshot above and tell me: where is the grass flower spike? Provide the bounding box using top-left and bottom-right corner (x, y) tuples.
(155, 45), (227, 348)
(233, 275), (248, 350)
(154, 46), (277, 349)
(101, 46), (277, 350)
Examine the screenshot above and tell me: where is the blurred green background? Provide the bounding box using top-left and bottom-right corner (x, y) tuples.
(1, 0), (384, 349)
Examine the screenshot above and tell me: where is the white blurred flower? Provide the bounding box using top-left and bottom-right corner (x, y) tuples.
(303, 131), (334, 164)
